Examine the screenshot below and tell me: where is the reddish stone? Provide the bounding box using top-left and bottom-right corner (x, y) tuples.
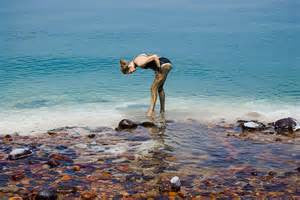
(11, 171), (25, 181)
(81, 191), (97, 200)
(61, 174), (72, 181)
(49, 153), (72, 162)
(99, 172), (112, 180)
(116, 165), (130, 173)
(73, 165), (81, 171)
(47, 159), (60, 168)
(9, 197), (23, 200)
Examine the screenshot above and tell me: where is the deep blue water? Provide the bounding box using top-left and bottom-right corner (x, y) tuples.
(0, 0), (300, 134)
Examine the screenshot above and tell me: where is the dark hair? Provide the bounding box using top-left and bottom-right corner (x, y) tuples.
(120, 59), (129, 74)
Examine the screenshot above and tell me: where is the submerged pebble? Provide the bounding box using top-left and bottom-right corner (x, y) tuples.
(80, 191), (97, 200)
(49, 153), (72, 162)
(8, 148), (32, 160)
(170, 176), (181, 192)
(47, 159), (60, 168)
(36, 189), (57, 200)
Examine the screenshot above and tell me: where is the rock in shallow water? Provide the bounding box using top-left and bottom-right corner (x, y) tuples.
(274, 117), (298, 135)
(170, 176), (181, 192)
(36, 188), (57, 200)
(116, 119), (138, 131)
(8, 148), (32, 160)
(238, 120), (266, 131)
(80, 191), (97, 199)
(139, 121), (157, 128)
(47, 159), (60, 168)
(49, 153), (72, 162)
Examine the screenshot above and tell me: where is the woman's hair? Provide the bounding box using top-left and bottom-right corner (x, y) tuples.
(120, 59), (129, 74)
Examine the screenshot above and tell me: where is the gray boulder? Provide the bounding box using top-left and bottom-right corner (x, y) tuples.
(116, 119), (138, 131)
(274, 117), (299, 135)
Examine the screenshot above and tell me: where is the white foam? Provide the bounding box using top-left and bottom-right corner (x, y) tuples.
(1, 97), (300, 135)
(165, 97), (300, 124)
(0, 103), (122, 135)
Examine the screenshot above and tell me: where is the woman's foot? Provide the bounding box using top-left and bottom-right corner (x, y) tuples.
(147, 110), (154, 117)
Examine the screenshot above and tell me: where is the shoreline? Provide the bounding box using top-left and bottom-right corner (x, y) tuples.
(0, 120), (299, 199)
(1, 96), (300, 136)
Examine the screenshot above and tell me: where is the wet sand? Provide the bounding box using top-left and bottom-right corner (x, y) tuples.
(0, 120), (299, 199)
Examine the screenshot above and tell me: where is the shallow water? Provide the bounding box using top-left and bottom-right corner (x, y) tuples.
(1, 0), (300, 134)
(0, 121), (299, 198)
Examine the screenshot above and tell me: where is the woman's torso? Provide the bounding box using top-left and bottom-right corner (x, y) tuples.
(134, 53), (171, 71)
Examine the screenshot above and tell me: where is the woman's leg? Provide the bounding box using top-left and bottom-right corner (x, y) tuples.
(147, 73), (163, 116)
(147, 63), (172, 116)
(158, 86), (165, 113)
(158, 63), (172, 114)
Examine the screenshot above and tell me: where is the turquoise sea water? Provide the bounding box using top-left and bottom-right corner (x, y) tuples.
(0, 0), (300, 134)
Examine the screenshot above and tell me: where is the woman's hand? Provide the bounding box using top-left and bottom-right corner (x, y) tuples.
(128, 62), (136, 74)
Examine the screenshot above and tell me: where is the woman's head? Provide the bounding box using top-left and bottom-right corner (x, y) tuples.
(120, 59), (136, 74)
(120, 59), (129, 74)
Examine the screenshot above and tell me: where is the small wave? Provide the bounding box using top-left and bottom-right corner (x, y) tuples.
(14, 99), (52, 109)
(1, 97), (300, 135)
(165, 97), (300, 124)
(0, 103), (122, 135)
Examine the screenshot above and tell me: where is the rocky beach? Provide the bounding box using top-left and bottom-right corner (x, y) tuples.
(1, 118), (299, 199)
(1, 0), (300, 199)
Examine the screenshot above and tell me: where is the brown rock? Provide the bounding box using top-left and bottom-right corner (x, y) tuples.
(61, 174), (72, 181)
(140, 121), (156, 128)
(86, 175), (97, 182)
(11, 171), (25, 181)
(47, 159), (60, 168)
(47, 131), (57, 136)
(145, 190), (158, 198)
(165, 156), (176, 162)
(275, 138), (282, 142)
(9, 197), (23, 200)
(99, 172), (112, 180)
(116, 165), (130, 173)
(49, 153), (72, 162)
(4, 135), (13, 142)
(159, 181), (171, 193)
(73, 165), (81, 171)
(81, 191), (97, 200)
(268, 171), (277, 177)
(169, 191), (177, 198)
(57, 184), (77, 194)
(87, 134), (96, 138)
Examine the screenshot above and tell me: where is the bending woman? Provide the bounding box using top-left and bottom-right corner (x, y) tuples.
(120, 53), (172, 117)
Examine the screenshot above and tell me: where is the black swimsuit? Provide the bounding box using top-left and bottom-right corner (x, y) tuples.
(143, 57), (172, 71)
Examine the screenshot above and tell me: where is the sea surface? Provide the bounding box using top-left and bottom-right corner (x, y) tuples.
(0, 0), (300, 134)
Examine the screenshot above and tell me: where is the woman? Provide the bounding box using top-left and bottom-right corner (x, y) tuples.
(120, 53), (172, 117)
